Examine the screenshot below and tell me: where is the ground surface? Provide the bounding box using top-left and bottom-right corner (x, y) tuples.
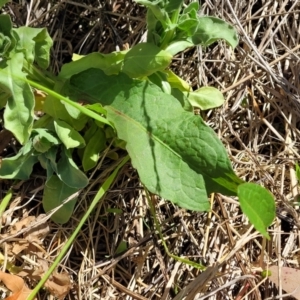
(1, 0), (300, 299)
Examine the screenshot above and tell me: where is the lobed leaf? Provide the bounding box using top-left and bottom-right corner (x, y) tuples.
(66, 69), (244, 211)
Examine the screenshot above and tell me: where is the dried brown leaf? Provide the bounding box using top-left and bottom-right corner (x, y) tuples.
(269, 266), (300, 299)
(0, 270), (33, 300)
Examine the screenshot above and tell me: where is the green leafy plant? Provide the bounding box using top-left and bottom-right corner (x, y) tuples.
(0, 0), (275, 238)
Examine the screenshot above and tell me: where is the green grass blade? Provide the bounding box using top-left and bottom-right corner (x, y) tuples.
(27, 155), (129, 300)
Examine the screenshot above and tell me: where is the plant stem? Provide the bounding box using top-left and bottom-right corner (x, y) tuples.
(144, 188), (206, 270)
(26, 78), (112, 127)
(27, 155), (130, 300)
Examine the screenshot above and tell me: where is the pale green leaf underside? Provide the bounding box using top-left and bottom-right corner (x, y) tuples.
(185, 87), (224, 110)
(68, 69), (243, 211)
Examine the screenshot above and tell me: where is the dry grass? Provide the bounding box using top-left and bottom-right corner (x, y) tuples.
(1, 0), (300, 299)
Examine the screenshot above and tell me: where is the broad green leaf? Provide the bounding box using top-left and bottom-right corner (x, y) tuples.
(165, 40), (194, 56)
(296, 163), (300, 182)
(171, 88), (193, 112)
(192, 17), (238, 48)
(32, 128), (60, 153)
(13, 27), (52, 68)
(0, 143), (38, 180)
(54, 119), (85, 149)
(42, 175), (78, 224)
(148, 71), (192, 111)
(59, 51), (127, 79)
(0, 52), (34, 144)
(56, 148), (88, 189)
(32, 28), (52, 69)
(67, 69), (244, 211)
(0, 14), (14, 56)
(82, 127), (106, 171)
(0, 14), (12, 36)
(185, 87), (224, 110)
(237, 183), (275, 239)
(0, 0), (10, 8)
(122, 43), (172, 78)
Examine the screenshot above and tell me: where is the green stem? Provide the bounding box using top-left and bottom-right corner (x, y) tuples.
(144, 188), (206, 270)
(23, 63), (55, 88)
(26, 78), (112, 127)
(27, 155), (130, 300)
(160, 8), (181, 49)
